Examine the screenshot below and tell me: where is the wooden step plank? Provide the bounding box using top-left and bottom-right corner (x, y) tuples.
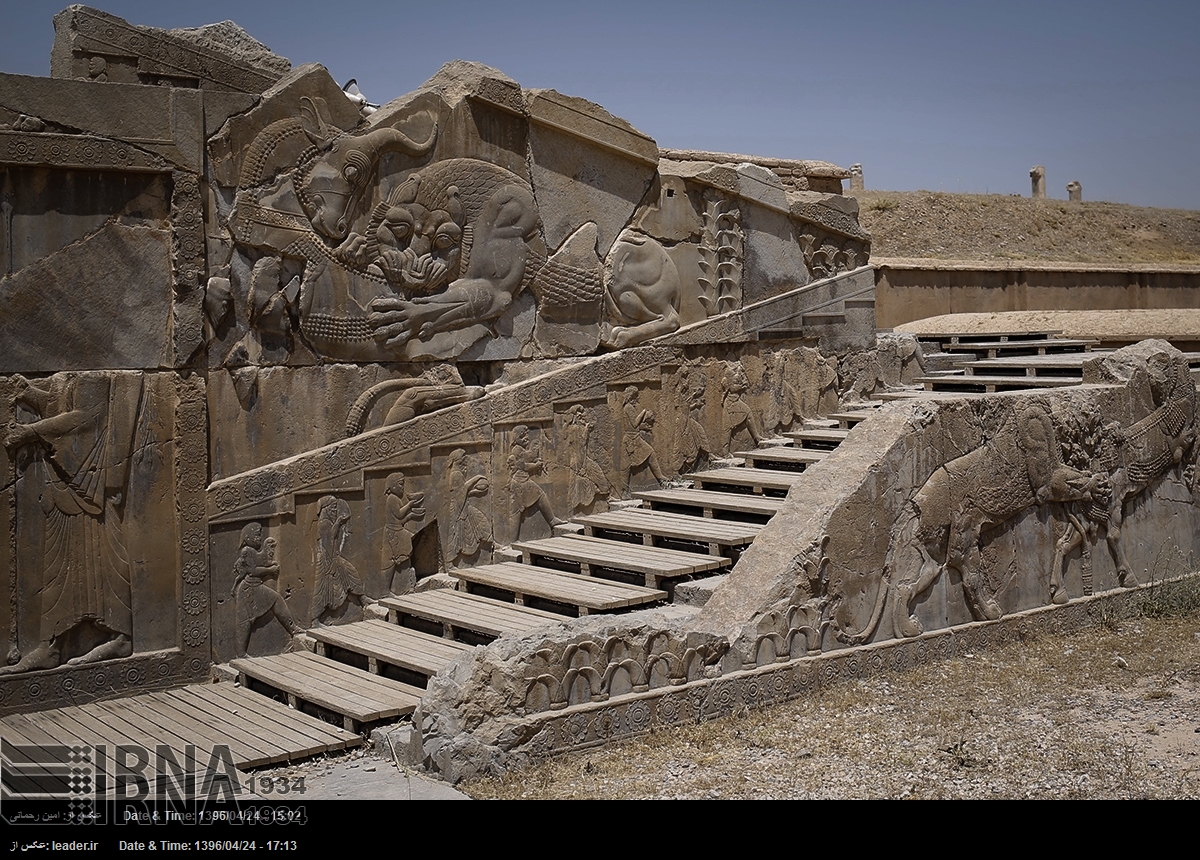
(632, 488), (784, 518)
(163, 688), (338, 765)
(380, 589), (563, 639)
(516, 534), (728, 575)
(130, 691), (285, 769)
(686, 466), (804, 493)
(578, 507), (762, 539)
(917, 374), (1078, 392)
(157, 688), (319, 765)
(453, 562), (666, 613)
(734, 446), (827, 468)
(231, 651), (422, 725)
(308, 620), (469, 678)
(784, 428), (850, 447)
(83, 698), (212, 767)
(201, 683), (356, 752)
(576, 508), (760, 555)
(262, 651), (423, 709)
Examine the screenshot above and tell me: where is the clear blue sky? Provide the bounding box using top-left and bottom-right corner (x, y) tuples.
(3, 1), (1198, 209)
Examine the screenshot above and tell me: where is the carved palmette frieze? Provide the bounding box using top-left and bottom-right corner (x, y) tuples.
(0, 130), (171, 172)
(429, 586), (1164, 774)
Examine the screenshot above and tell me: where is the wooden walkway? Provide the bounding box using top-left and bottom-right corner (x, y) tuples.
(513, 534), (729, 589)
(308, 619), (471, 681)
(381, 589), (564, 641)
(231, 650), (424, 733)
(576, 507), (762, 556)
(0, 681), (357, 797)
(455, 561), (667, 614)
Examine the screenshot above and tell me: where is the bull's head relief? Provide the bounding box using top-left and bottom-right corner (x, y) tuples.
(293, 96), (438, 242)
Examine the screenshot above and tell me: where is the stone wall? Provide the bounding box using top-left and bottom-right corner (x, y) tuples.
(874, 261), (1200, 329)
(410, 341), (1200, 780)
(0, 7), (872, 710)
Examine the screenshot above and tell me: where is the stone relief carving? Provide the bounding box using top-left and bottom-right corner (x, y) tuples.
(382, 473), (426, 595)
(507, 425), (564, 542)
(696, 192), (743, 315)
(1050, 349), (1197, 601)
(0, 373), (143, 674)
(887, 401), (1110, 638)
(443, 447), (492, 569)
(600, 230), (682, 349)
(563, 404), (612, 516)
(232, 522), (299, 656)
(619, 386), (665, 491)
(343, 364), (484, 438)
(311, 495), (375, 625)
(721, 363), (765, 454)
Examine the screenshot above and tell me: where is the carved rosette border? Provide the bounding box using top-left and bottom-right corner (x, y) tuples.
(170, 171), (206, 367)
(173, 375), (210, 678)
(441, 579), (1198, 771)
(207, 345), (675, 523)
(0, 650), (191, 715)
(0, 131), (170, 172)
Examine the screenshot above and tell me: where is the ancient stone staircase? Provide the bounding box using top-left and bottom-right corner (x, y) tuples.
(228, 406), (878, 737)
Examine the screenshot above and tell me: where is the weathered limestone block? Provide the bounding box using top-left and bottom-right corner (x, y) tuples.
(698, 342), (1199, 657)
(0, 371), (208, 707)
(410, 610), (727, 782)
(526, 88), (658, 257)
(0, 73), (253, 173)
(0, 222), (173, 373)
(52, 5), (288, 93)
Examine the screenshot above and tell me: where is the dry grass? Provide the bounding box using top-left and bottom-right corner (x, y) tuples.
(464, 581), (1200, 799)
(858, 190), (1200, 264)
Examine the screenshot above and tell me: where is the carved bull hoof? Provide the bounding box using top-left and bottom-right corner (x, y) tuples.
(1050, 585), (1070, 605)
(892, 585), (924, 638)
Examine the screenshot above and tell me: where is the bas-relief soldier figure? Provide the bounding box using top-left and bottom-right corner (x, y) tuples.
(444, 448), (492, 567)
(564, 404), (611, 514)
(232, 522), (299, 656)
(721, 367), (764, 453)
(1, 374), (140, 674)
(621, 386), (665, 490)
(311, 495), (375, 626)
(508, 425), (564, 541)
(382, 472), (425, 595)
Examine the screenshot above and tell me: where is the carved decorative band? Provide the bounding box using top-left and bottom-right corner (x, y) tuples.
(0, 131), (169, 172)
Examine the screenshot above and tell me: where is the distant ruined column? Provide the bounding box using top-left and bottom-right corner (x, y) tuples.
(849, 163), (864, 193)
(1067, 180), (1082, 202)
(1030, 165), (1046, 199)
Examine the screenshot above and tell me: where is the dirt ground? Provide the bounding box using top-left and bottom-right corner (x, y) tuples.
(857, 190), (1200, 265)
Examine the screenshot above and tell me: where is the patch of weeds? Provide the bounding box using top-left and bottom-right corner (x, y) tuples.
(867, 197), (898, 213)
(1136, 573), (1200, 619)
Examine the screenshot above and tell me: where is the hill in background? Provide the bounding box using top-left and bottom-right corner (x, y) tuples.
(856, 190), (1200, 265)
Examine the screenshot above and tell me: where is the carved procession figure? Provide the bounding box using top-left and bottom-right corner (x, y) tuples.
(232, 523), (299, 656)
(311, 495), (375, 625)
(621, 386), (666, 489)
(1, 373), (141, 674)
(564, 404), (611, 515)
(508, 425), (564, 540)
(382, 473), (425, 595)
(444, 448), (492, 567)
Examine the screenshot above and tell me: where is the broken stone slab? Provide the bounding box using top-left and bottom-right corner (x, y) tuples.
(660, 148), (851, 194)
(0, 222), (173, 373)
(526, 88), (658, 256)
(368, 61), (529, 182)
(0, 72), (253, 172)
(52, 5), (288, 93)
(207, 63), (363, 189)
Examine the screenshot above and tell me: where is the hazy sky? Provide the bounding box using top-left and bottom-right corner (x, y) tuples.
(3, 0), (1197, 209)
